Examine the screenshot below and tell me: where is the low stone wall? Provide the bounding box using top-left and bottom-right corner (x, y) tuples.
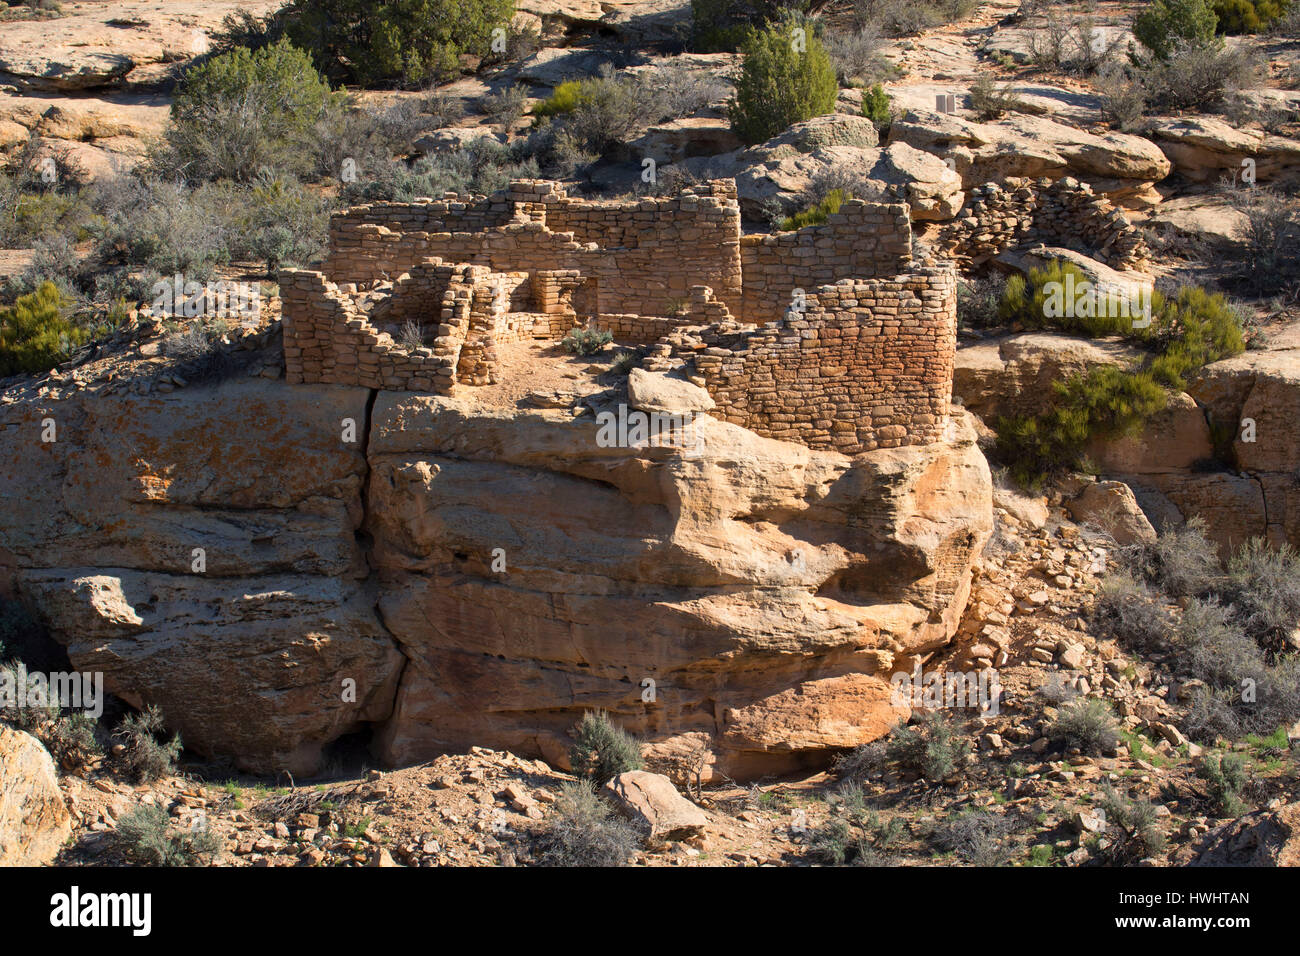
(666, 267), (958, 455)
(933, 177), (1150, 271)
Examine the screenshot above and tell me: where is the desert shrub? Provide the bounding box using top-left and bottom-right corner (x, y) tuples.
(968, 74), (1030, 120)
(312, 98), (439, 183)
(529, 66), (724, 172)
(1227, 188), (1300, 294)
(1095, 67), (1148, 131)
(114, 804), (223, 866)
(228, 172), (330, 273)
(44, 713), (102, 774)
(279, 0), (517, 88)
(91, 177), (232, 281)
(806, 818), (852, 864)
(1213, 0), (1289, 32)
(853, 0), (977, 36)
(341, 138), (539, 203)
(932, 809), (1016, 865)
(610, 350), (639, 375)
(1048, 698), (1121, 755)
(1119, 517), (1224, 598)
(1222, 539), (1300, 656)
(993, 272), (1244, 485)
(1097, 785), (1166, 862)
(956, 272), (1007, 329)
(1197, 752), (1249, 816)
(825, 24), (893, 85)
(997, 259), (1160, 338)
(1271, 0), (1300, 33)
(728, 21), (838, 145)
(481, 84), (529, 131)
(1133, 0), (1219, 59)
(113, 705), (182, 783)
(535, 780), (641, 866)
(561, 327), (614, 357)
(1029, 15), (1126, 75)
(1141, 39), (1264, 112)
(162, 40), (338, 184)
(779, 188), (851, 230)
(0, 281), (85, 377)
(1093, 571), (1177, 653)
(0, 660), (57, 732)
(834, 740), (887, 780)
(569, 710), (642, 785)
(885, 712), (970, 781)
(0, 135), (92, 247)
(860, 83), (892, 128)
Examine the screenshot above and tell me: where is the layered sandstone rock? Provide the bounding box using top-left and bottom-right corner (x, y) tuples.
(0, 380), (404, 775)
(365, 394), (992, 780)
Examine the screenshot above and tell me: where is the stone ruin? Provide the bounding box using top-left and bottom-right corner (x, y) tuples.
(280, 178), (958, 455)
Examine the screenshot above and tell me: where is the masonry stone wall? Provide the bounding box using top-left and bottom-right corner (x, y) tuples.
(934, 176), (1150, 272)
(654, 267), (957, 455)
(281, 178), (959, 455)
(740, 201), (913, 325)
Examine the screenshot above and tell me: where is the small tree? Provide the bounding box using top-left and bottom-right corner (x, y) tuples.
(729, 21), (838, 145)
(860, 83), (892, 128)
(167, 39), (337, 183)
(1133, 0), (1218, 59)
(0, 281), (84, 377)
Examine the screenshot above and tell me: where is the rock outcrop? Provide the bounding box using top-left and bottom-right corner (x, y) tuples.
(1, 378), (992, 781)
(1192, 802), (1300, 867)
(0, 727), (71, 866)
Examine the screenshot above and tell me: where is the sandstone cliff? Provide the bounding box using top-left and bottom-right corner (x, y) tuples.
(0, 378), (992, 780)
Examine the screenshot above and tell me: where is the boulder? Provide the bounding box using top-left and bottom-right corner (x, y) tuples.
(1143, 194), (1250, 248)
(1192, 802), (1300, 866)
(1066, 480), (1157, 545)
(1086, 392), (1214, 475)
(0, 727), (71, 866)
(602, 771), (708, 840)
(1145, 117), (1300, 185)
(890, 110), (1171, 203)
(627, 368), (716, 414)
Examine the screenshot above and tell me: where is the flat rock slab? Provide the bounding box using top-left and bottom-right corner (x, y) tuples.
(603, 771), (708, 840)
(628, 368), (715, 415)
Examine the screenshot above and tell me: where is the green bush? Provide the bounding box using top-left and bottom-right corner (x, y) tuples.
(860, 82), (892, 127)
(728, 21), (838, 145)
(92, 178), (232, 281)
(1097, 785), (1166, 862)
(968, 73), (1030, 120)
(1133, 0), (1218, 59)
(1213, 0), (1289, 32)
(280, 0), (516, 88)
(569, 710), (642, 785)
(1048, 698), (1121, 755)
(229, 171), (330, 273)
(114, 804), (223, 866)
(1140, 39), (1264, 112)
(993, 266), (1245, 485)
(1197, 752), (1249, 816)
(561, 327), (614, 357)
(0, 281), (84, 377)
(113, 705), (182, 783)
(885, 712), (970, 781)
(536, 780), (641, 866)
(779, 188), (850, 230)
(165, 39), (338, 183)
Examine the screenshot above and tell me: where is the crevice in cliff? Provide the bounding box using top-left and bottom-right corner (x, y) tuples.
(357, 388), (412, 745)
